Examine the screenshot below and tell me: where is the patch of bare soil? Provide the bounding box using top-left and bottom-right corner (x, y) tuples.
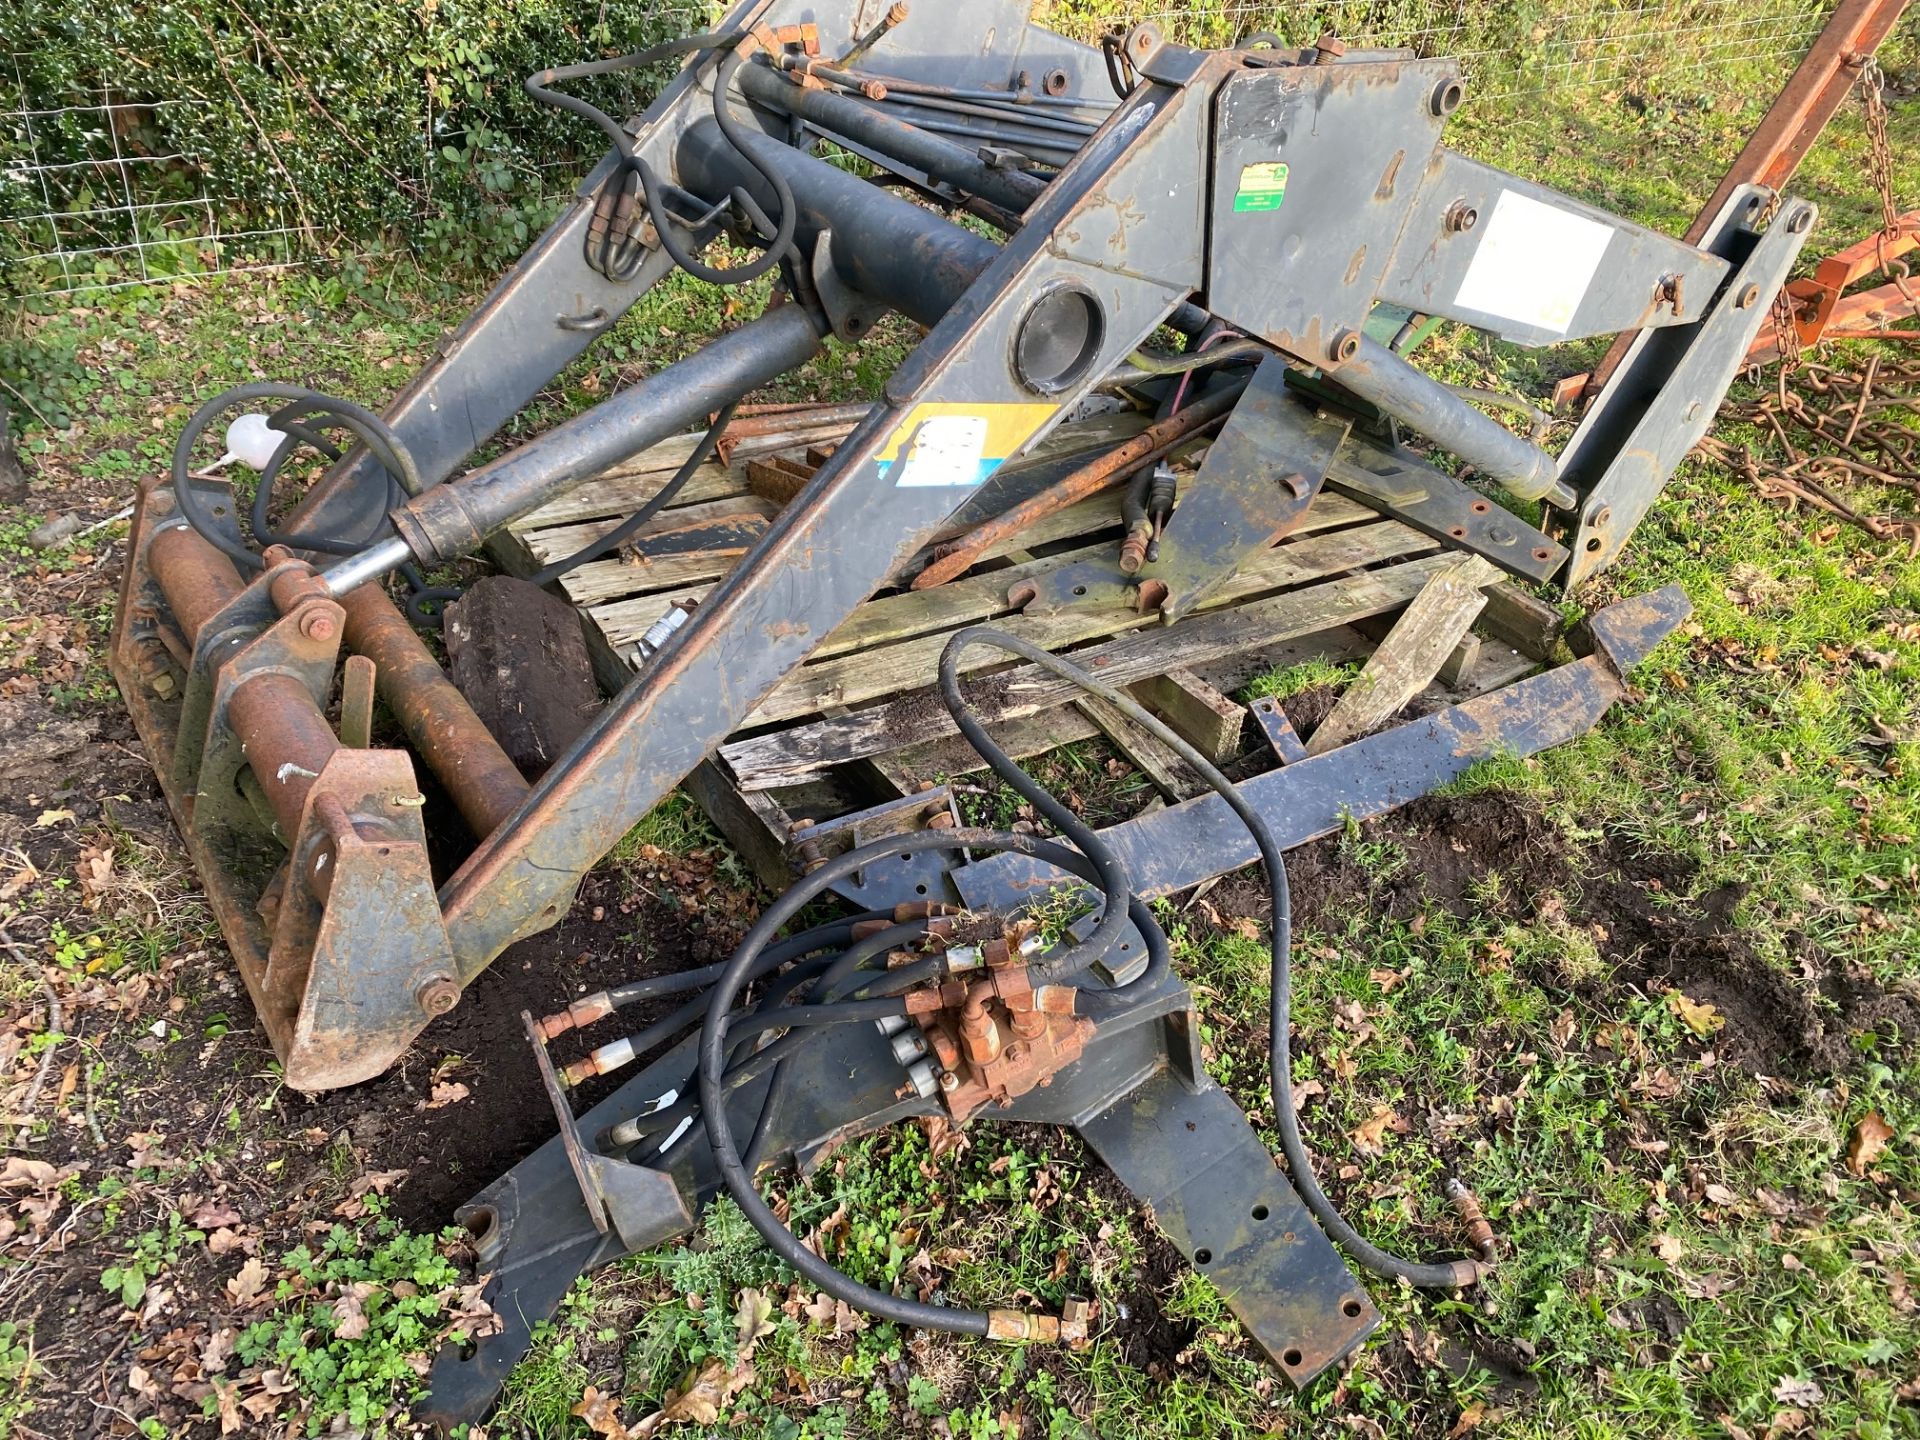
(1220, 788), (1918, 1078)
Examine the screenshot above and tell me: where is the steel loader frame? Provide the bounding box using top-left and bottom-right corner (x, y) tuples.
(109, 1), (1812, 1422)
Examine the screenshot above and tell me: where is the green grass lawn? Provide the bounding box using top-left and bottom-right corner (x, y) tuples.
(2, 14), (1918, 1440)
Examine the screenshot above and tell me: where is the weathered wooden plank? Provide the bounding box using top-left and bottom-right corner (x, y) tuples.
(682, 757), (798, 893)
(521, 496), (778, 567)
(1478, 581), (1563, 661)
(1305, 555), (1498, 756)
(723, 548), (1466, 787)
(1437, 632), (1482, 688)
(1074, 694), (1200, 801)
(746, 518), (1438, 729)
(1132, 668), (1244, 764)
(510, 413), (865, 529)
(881, 705), (1104, 787)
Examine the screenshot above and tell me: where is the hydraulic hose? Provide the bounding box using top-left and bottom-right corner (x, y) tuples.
(530, 400), (739, 585)
(936, 627), (1487, 1290)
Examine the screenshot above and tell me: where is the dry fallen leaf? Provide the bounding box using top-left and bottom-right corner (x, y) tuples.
(420, 1081), (470, 1111)
(1447, 1400), (1490, 1439)
(1652, 1234), (1685, 1265)
(1666, 990), (1725, 1038)
(573, 1384), (632, 1439)
(1350, 1106), (1408, 1159)
(733, 1287), (775, 1358)
(331, 1281), (378, 1340)
(1847, 1112), (1894, 1177)
(225, 1255), (268, 1307)
(631, 1357), (757, 1437)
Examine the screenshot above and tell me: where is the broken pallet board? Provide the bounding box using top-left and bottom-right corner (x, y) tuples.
(499, 409), (1548, 891)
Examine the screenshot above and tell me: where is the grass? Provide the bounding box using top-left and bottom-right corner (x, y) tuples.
(2, 12), (1918, 1440)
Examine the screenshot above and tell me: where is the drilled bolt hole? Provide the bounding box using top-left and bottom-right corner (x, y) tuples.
(1342, 1299), (1364, 1318)
(1193, 1248), (1212, 1266)
(1251, 1204), (1269, 1221)
(1283, 1348), (1304, 1368)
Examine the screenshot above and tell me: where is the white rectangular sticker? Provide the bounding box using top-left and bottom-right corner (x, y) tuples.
(1452, 189), (1615, 335)
(892, 413), (989, 488)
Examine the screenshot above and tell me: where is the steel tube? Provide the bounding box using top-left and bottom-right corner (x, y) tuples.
(677, 120), (1207, 335)
(227, 672), (343, 840)
(149, 524), (248, 643)
(1332, 337), (1561, 502)
(337, 584), (530, 837)
(387, 302), (825, 566)
(733, 63), (1046, 217)
(676, 119), (997, 327)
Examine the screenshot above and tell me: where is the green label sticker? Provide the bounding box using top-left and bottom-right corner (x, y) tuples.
(1233, 160), (1289, 214)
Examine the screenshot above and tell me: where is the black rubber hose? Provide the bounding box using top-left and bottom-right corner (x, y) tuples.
(698, 824), (1140, 1338)
(170, 382), (423, 574)
(605, 914), (884, 1009)
(531, 400), (740, 585)
(936, 627), (1484, 1289)
(524, 33), (735, 162)
(934, 639), (1136, 986)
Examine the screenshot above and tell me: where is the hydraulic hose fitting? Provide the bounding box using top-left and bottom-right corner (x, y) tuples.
(1444, 1177), (1498, 1264)
(535, 990), (617, 1040)
(986, 1310), (1063, 1343)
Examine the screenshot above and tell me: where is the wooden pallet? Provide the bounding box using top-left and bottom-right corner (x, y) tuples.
(498, 409), (1561, 890)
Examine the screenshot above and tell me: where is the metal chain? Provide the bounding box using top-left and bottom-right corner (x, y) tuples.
(1862, 56), (1901, 238)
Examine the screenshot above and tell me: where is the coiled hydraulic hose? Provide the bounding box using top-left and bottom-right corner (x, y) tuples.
(526, 34), (799, 287)
(598, 623), (1482, 1344)
(168, 381), (456, 625)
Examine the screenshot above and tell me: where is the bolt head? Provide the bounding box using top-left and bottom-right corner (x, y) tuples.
(417, 978), (461, 1016)
(298, 609), (337, 643)
(938, 1069), (960, 1091)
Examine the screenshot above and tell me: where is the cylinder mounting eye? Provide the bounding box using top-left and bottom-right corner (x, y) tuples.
(1012, 283), (1106, 395)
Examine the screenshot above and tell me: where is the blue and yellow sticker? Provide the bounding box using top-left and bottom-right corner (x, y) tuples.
(1233, 160), (1289, 214)
(876, 401), (1057, 488)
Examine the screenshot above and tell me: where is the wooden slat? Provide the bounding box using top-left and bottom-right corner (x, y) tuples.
(1075, 694), (1200, 801)
(1305, 555), (1497, 755)
(511, 413), (867, 530)
(1132, 668), (1244, 764)
(723, 547), (1466, 788)
(521, 496), (778, 567)
(744, 518), (1438, 729)
(1478, 581), (1563, 661)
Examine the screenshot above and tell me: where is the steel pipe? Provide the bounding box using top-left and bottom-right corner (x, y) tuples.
(149, 524), (247, 643)
(1331, 337), (1562, 503)
(386, 301), (826, 567)
(733, 62), (1047, 217)
(227, 672), (343, 840)
(338, 584), (530, 837)
(677, 119), (998, 327)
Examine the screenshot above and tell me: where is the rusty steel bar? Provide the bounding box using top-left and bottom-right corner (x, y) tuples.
(337, 584), (530, 837)
(148, 525), (248, 643)
(226, 672), (343, 839)
(909, 378), (1248, 591)
(1583, 0), (1911, 398)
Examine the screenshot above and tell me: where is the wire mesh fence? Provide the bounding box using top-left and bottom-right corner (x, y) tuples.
(0, 1), (1842, 300)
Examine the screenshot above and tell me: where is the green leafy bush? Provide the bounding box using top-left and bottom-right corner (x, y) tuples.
(2, 0), (723, 282)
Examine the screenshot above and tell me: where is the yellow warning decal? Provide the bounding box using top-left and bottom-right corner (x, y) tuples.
(877, 401), (1056, 488)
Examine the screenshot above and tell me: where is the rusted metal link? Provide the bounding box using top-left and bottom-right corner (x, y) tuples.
(337, 584), (530, 838)
(910, 377), (1248, 590)
(226, 672), (343, 839)
(148, 525), (247, 644)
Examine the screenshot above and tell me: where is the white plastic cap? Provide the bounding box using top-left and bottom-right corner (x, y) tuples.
(221, 413), (284, 472)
